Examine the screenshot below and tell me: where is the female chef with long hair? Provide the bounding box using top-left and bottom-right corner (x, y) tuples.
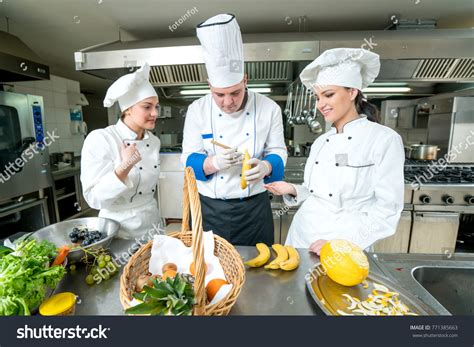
(81, 63), (161, 239)
(265, 48), (405, 254)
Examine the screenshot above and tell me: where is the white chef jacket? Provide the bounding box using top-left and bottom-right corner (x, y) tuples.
(284, 116), (405, 250)
(181, 91), (287, 199)
(81, 119), (161, 239)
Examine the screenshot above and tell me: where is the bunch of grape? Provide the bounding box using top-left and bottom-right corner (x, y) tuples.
(81, 247), (119, 285)
(69, 226), (105, 246)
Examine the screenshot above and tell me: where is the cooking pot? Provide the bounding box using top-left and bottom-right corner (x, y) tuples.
(405, 144), (440, 160)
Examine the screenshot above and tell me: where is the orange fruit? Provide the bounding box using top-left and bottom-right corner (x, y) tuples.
(162, 269), (177, 281)
(189, 262), (208, 276)
(206, 278), (228, 301)
(162, 262), (177, 273)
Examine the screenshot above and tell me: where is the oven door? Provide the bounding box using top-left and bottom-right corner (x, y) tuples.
(0, 91), (52, 201)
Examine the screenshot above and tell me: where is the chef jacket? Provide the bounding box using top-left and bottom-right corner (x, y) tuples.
(81, 119), (161, 239)
(181, 90), (288, 199)
(284, 116), (405, 250)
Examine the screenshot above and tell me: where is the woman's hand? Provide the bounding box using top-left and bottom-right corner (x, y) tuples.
(115, 143), (142, 182)
(263, 181), (297, 196)
(309, 239), (327, 256)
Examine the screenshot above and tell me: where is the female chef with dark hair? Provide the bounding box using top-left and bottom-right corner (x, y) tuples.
(81, 63), (161, 239)
(265, 48), (405, 254)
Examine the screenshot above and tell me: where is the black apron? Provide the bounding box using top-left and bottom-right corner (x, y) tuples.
(199, 192), (274, 246)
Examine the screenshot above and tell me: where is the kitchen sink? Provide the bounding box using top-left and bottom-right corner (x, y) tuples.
(412, 266), (474, 315)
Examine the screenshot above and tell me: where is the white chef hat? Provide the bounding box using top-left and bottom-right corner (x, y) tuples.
(196, 13), (244, 88)
(300, 48), (380, 91)
(103, 62), (157, 111)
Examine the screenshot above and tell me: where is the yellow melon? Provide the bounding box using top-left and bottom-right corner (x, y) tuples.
(320, 239), (369, 286)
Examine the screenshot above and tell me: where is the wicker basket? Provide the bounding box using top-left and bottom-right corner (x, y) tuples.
(119, 167), (246, 315)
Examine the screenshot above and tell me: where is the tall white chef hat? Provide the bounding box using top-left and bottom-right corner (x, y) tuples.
(103, 62), (157, 111)
(300, 48), (380, 91)
(196, 13), (244, 88)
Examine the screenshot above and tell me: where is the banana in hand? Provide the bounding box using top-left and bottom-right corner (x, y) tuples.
(240, 149), (251, 190)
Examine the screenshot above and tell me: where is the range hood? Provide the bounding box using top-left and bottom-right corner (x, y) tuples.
(0, 31), (50, 82)
(75, 29), (473, 93)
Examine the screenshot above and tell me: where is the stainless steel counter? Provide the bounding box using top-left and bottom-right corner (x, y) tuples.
(52, 239), (391, 315)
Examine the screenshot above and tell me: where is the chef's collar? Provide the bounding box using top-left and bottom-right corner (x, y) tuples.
(116, 119), (150, 140)
(328, 114), (368, 135)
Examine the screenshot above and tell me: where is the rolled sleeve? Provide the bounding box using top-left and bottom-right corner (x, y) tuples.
(263, 153), (284, 183)
(185, 152), (213, 181)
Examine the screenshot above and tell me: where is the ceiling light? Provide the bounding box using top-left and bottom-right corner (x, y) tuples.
(362, 87), (412, 93)
(180, 87), (272, 95)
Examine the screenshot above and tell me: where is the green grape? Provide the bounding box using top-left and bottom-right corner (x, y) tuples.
(98, 260), (106, 268)
(70, 264), (76, 271)
(98, 255), (105, 263)
(85, 274), (94, 285)
(104, 255), (111, 262)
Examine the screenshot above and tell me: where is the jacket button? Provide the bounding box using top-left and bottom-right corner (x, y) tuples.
(127, 143), (130, 146)
(139, 167), (143, 170)
(310, 189), (314, 193)
(246, 133), (249, 136)
(335, 163), (339, 166)
(348, 136), (352, 140)
(154, 165), (158, 168)
(246, 112), (250, 115)
(315, 161), (319, 164)
(329, 193), (333, 197)
(326, 139), (329, 142)
(147, 144), (150, 147)
(219, 114), (222, 117)
(219, 135), (223, 138)
(139, 192), (142, 195)
(152, 189), (155, 193)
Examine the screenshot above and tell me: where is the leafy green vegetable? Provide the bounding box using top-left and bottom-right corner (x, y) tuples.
(0, 239), (66, 316)
(125, 274), (195, 316)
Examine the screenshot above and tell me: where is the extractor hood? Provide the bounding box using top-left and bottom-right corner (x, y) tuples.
(75, 29), (473, 95)
(0, 31), (50, 82)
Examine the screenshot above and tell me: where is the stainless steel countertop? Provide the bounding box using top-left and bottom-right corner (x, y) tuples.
(52, 239), (388, 315)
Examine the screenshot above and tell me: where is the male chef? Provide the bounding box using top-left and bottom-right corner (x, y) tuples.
(181, 14), (287, 246)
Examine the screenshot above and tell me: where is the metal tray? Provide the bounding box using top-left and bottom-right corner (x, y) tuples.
(306, 263), (438, 316)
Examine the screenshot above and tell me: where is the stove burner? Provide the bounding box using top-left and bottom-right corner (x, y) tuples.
(404, 166), (474, 185)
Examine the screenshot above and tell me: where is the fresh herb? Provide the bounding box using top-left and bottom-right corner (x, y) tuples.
(126, 274), (195, 316)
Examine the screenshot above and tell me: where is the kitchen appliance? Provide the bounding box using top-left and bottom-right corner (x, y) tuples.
(404, 161), (474, 254)
(427, 97), (474, 163)
(0, 91), (53, 202)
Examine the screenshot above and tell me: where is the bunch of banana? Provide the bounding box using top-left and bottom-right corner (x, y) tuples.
(244, 243), (300, 271)
(240, 149), (251, 190)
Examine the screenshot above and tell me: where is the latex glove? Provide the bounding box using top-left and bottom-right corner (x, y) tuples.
(244, 158), (271, 183)
(212, 147), (243, 171)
